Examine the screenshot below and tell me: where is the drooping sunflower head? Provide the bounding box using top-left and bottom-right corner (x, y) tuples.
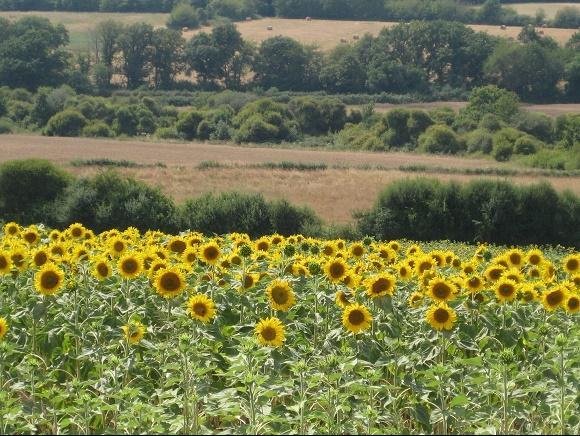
(495, 278), (518, 303)
(542, 286), (566, 311)
(122, 320), (146, 345)
(324, 258), (348, 283)
(199, 241), (221, 265)
(255, 316), (285, 347)
(427, 278), (455, 303)
(118, 253), (143, 279)
(266, 279), (296, 312)
(34, 263), (65, 296)
(0, 317), (8, 340)
(426, 304), (457, 331)
(342, 303), (372, 334)
(335, 290), (352, 308)
(154, 268), (186, 299)
(186, 294), (217, 323)
(364, 273), (396, 299)
(563, 254), (579, 275)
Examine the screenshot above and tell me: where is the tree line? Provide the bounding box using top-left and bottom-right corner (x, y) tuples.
(2, 15), (579, 102)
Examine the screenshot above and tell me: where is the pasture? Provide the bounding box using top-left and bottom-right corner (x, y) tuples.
(0, 134), (578, 224)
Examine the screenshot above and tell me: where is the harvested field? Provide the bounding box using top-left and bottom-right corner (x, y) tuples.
(1, 134), (578, 224)
(504, 2), (580, 19)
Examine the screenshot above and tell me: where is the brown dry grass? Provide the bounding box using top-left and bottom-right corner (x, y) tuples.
(505, 3), (580, 19)
(1, 134), (578, 224)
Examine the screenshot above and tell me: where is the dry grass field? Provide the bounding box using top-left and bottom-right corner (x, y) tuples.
(1, 134), (577, 223)
(505, 2), (580, 19)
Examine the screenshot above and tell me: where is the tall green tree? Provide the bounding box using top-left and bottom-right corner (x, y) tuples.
(118, 22), (154, 89)
(151, 28), (186, 89)
(94, 20), (124, 86)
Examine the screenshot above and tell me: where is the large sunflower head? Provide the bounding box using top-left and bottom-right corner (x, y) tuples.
(117, 253), (143, 279)
(92, 257), (112, 281)
(68, 223), (86, 239)
(34, 263), (65, 296)
(199, 241), (221, 265)
(349, 243), (365, 258)
(505, 248), (525, 269)
(542, 286), (566, 311)
(464, 275), (484, 294)
(426, 304), (457, 331)
(563, 254), (579, 275)
(255, 317), (285, 347)
(324, 258), (348, 283)
(364, 273), (396, 299)
(22, 227), (40, 245)
(484, 264), (506, 282)
(32, 248), (50, 268)
(266, 279), (296, 312)
(495, 278), (518, 303)
(427, 278), (456, 303)
(342, 303), (372, 334)
(526, 249), (544, 266)
(3, 222), (20, 237)
(0, 317), (8, 340)
(108, 237), (127, 257)
(122, 320), (146, 345)
(167, 237), (187, 254)
(186, 294), (217, 323)
(0, 251), (12, 275)
(154, 268), (186, 299)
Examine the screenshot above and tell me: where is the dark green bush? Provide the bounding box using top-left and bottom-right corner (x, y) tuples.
(82, 121), (114, 138)
(492, 141), (513, 161)
(465, 128), (493, 154)
(268, 199), (321, 236)
(167, 3), (199, 30)
(418, 124), (464, 154)
(0, 159), (71, 224)
(514, 135), (541, 155)
(0, 117), (13, 134)
(44, 110), (87, 137)
(175, 109), (205, 140)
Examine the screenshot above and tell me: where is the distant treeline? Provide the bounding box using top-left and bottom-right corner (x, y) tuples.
(0, 0), (579, 28)
(2, 16), (579, 103)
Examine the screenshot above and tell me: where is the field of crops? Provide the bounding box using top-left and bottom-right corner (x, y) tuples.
(0, 223), (578, 434)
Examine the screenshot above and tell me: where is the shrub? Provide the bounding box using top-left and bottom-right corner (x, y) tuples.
(167, 3), (199, 30)
(479, 113), (502, 132)
(268, 199), (321, 236)
(175, 109), (204, 140)
(492, 127), (524, 161)
(492, 141), (513, 162)
(82, 121), (114, 138)
(0, 159), (71, 224)
(44, 110), (87, 137)
(514, 135), (541, 155)
(554, 6), (580, 28)
(235, 115), (279, 143)
(513, 111), (553, 142)
(155, 127), (181, 140)
(418, 124), (463, 154)
(0, 117), (13, 134)
(465, 128), (493, 154)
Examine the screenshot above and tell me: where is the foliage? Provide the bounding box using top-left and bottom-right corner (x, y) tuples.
(44, 110), (87, 137)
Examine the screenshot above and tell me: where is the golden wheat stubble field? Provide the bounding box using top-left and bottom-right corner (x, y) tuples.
(502, 2), (580, 20)
(1, 134), (578, 224)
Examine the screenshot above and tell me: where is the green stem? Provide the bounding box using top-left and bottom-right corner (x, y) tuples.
(503, 365), (509, 434)
(560, 347), (565, 436)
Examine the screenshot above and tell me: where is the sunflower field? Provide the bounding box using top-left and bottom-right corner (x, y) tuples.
(0, 222), (578, 434)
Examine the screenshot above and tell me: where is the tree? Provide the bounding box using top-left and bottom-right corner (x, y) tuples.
(0, 16), (70, 90)
(151, 28), (185, 89)
(253, 36), (309, 90)
(185, 32), (223, 86)
(93, 20), (124, 86)
(118, 22), (154, 89)
(167, 2), (199, 30)
(319, 45), (366, 93)
(464, 85), (520, 123)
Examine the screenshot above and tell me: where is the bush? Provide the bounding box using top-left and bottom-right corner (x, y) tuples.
(514, 135), (541, 155)
(82, 121), (114, 138)
(235, 115), (279, 143)
(0, 117), (13, 134)
(358, 178), (579, 246)
(44, 110), (87, 137)
(57, 171), (178, 233)
(492, 127), (524, 161)
(479, 113), (502, 132)
(175, 109), (204, 140)
(492, 141), (513, 162)
(167, 3), (199, 30)
(155, 127), (181, 140)
(554, 6), (580, 28)
(0, 159), (71, 224)
(418, 124), (464, 154)
(465, 128), (493, 154)
(268, 199), (321, 236)
(513, 111), (553, 142)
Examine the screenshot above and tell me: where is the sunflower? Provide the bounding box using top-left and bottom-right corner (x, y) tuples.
(527, 266), (541, 280)
(484, 264), (505, 282)
(564, 294), (579, 314)
(408, 291), (424, 308)
(541, 262), (556, 282)
(462, 262), (477, 276)
(465, 275), (484, 293)
(503, 268), (523, 284)
(430, 250), (446, 267)
(3, 222), (20, 236)
(186, 294), (217, 323)
(324, 258), (348, 283)
(563, 254), (579, 275)
(154, 268), (186, 299)
(22, 227), (40, 245)
(397, 262), (413, 280)
(526, 249), (544, 266)
(416, 255), (435, 275)
(167, 237), (187, 254)
(255, 317), (285, 347)
(335, 290), (352, 308)
(92, 257), (112, 281)
(68, 223), (85, 239)
(240, 273), (259, 291)
(0, 252), (12, 275)
(199, 242), (221, 265)
(349, 243), (365, 258)
(495, 278), (517, 303)
(406, 244), (421, 257)
(34, 263), (65, 296)
(0, 317), (8, 340)
(388, 241), (400, 252)
(266, 279), (296, 311)
(118, 254), (143, 279)
(32, 249), (50, 268)
(426, 304), (457, 331)
(427, 278), (456, 303)
(122, 320), (146, 345)
(321, 242), (337, 257)
(342, 303), (372, 334)
(108, 237), (127, 257)
(255, 237), (270, 252)
(518, 283), (539, 303)
(505, 248), (525, 268)
(364, 273), (396, 298)
(542, 287), (566, 311)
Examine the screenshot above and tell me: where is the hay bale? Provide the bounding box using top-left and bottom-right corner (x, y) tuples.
(500, 25), (507, 30)
(182, 27), (189, 32)
(246, 16), (252, 21)
(305, 16), (312, 21)
(267, 25), (273, 31)
(353, 34), (360, 40)
(340, 37), (348, 43)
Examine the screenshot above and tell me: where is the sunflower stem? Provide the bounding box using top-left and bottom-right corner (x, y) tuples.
(503, 363), (509, 434)
(560, 345), (566, 436)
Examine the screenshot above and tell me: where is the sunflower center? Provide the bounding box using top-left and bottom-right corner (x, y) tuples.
(193, 302), (207, 317)
(489, 269), (502, 280)
(51, 246), (64, 256)
(130, 331), (140, 339)
(243, 275), (254, 288)
(261, 327), (277, 341)
(530, 268), (540, 278)
(468, 277), (480, 288)
(122, 259), (139, 274)
(499, 284), (515, 297)
(113, 241), (125, 252)
(186, 253), (197, 263)
(323, 246), (334, 255)
(71, 228), (83, 237)
(170, 240), (186, 253)
(7, 226), (18, 234)
(433, 308), (450, 323)
(432, 282), (451, 299)
(160, 272), (181, 292)
(372, 278), (391, 294)
(271, 286), (289, 304)
(509, 253), (521, 265)
(464, 266), (474, 274)
(97, 263), (109, 277)
(352, 246), (364, 256)
(34, 252), (48, 266)
(203, 246), (219, 261)
(566, 258), (578, 271)
(547, 290), (564, 307)
(11, 254), (24, 267)
(41, 270), (60, 290)
(24, 232), (37, 243)
(329, 262), (345, 279)
(0, 256), (7, 269)
(257, 242), (269, 251)
(568, 297), (579, 310)
(348, 310), (365, 326)
(529, 254), (541, 265)
(419, 261), (432, 273)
